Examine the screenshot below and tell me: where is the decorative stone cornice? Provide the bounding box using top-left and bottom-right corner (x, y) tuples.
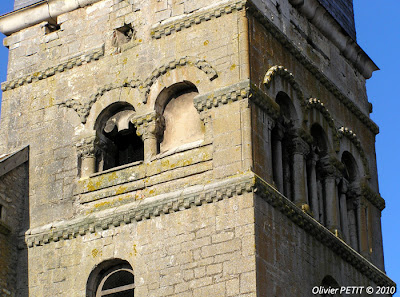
(151, 0), (246, 39)
(60, 79), (141, 124)
(193, 80), (250, 112)
(249, 3), (379, 135)
(24, 172), (255, 247)
(288, 0), (378, 79)
(194, 79), (279, 120)
(23, 171), (394, 286)
(1, 45), (105, 92)
(141, 56), (218, 103)
(253, 175), (394, 287)
(249, 83), (280, 120)
(338, 127), (370, 177)
(361, 183), (385, 211)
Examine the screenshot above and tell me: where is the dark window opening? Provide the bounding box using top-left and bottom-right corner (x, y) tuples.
(87, 259), (134, 297)
(104, 128), (144, 170)
(95, 103), (143, 172)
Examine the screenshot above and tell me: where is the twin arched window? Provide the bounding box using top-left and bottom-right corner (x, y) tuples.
(84, 82), (204, 174)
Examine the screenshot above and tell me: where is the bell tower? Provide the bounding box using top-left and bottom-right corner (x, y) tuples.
(0, 0), (395, 296)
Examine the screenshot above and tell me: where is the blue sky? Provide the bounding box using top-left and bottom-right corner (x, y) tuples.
(0, 0), (398, 293)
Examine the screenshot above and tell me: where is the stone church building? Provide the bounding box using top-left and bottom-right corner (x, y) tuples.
(0, 0), (396, 296)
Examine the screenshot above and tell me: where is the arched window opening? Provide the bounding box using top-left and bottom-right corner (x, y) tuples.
(320, 275), (341, 297)
(156, 82), (204, 154)
(340, 151), (360, 251)
(87, 259), (134, 297)
(308, 124), (330, 225)
(271, 92), (299, 202)
(94, 103), (143, 172)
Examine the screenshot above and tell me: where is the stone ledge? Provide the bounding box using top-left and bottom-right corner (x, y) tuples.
(0, 220), (11, 235)
(288, 0), (378, 79)
(24, 171), (394, 287)
(253, 175), (395, 288)
(151, 0), (246, 39)
(1, 44), (105, 92)
(25, 172), (256, 247)
(361, 183), (385, 211)
(249, 7), (379, 135)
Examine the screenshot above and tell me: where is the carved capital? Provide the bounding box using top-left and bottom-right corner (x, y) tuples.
(318, 156), (338, 178)
(272, 122), (284, 140)
(76, 136), (96, 158)
(339, 178), (349, 194)
(291, 137), (310, 156)
(131, 112), (165, 140)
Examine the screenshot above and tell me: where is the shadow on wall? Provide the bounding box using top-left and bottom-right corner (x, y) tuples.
(0, 146), (29, 296)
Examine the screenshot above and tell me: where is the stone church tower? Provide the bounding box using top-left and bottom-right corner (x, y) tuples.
(0, 0), (395, 296)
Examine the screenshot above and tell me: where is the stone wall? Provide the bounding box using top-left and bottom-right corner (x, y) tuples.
(0, 0), (250, 228)
(27, 193), (256, 297)
(254, 192), (387, 296)
(0, 163), (29, 297)
(0, 0), (393, 296)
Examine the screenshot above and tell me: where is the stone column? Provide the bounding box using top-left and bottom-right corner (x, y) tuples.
(347, 197), (358, 251)
(240, 100), (254, 172)
(291, 137), (310, 209)
(339, 179), (350, 242)
(272, 124), (284, 193)
(76, 136), (96, 177)
(320, 157), (340, 234)
(308, 151), (319, 220)
(132, 112), (164, 163)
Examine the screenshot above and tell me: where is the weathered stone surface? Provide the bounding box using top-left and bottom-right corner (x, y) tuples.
(0, 0), (394, 296)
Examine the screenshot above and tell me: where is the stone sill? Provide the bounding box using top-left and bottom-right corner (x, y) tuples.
(0, 220), (11, 235)
(76, 140), (213, 204)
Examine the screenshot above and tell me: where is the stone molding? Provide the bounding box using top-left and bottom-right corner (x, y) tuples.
(0, 220), (11, 235)
(306, 98), (335, 131)
(25, 172), (255, 247)
(194, 80), (250, 113)
(361, 183), (385, 211)
(0, 0), (100, 36)
(60, 56), (217, 123)
(263, 65), (306, 108)
(338, 126), (370, 177)
(306, 97), (340, 150)
(194, 79), (279, 120)
(253, 175), (394, 287)
(150, 0), (246, 39)
(142, 56), (218, 103)
(60, 79), (141, 124)
(288, 0), (378, 79)
(249, 2), (379, 135)
(1, 44), (105, 92)
(0, 146), (29, 178)
(24, 172), (394, 287)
